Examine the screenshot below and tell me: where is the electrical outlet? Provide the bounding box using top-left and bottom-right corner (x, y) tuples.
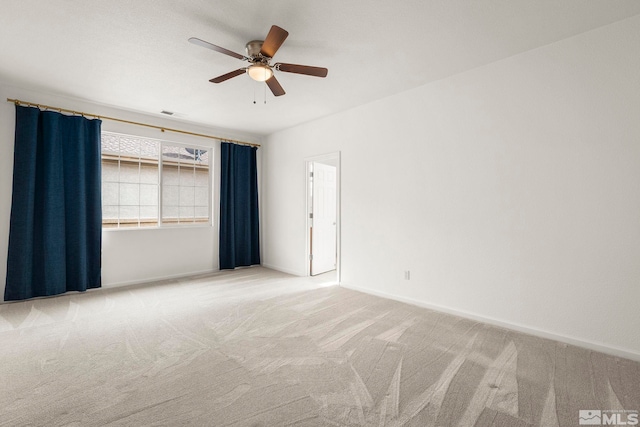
(404, 270), (411, 280)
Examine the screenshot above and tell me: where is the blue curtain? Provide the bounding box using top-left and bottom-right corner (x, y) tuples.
(5, 106), (102, 301)
(219, 142), (260, 269)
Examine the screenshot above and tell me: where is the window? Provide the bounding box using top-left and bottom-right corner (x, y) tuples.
(101, 132), (211, 228)
(161, 144), (210, 225)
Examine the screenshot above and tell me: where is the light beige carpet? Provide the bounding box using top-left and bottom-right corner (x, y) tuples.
(0, 267), (638, 426)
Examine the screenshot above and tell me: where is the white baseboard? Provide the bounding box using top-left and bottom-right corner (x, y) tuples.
(340, 282), (640, 363)
(103, 269), (218, 289)
(261, 263), (306, 277)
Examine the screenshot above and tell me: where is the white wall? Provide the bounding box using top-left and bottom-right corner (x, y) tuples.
(0, 84), (261, 293)
(262, 16), (640, 359)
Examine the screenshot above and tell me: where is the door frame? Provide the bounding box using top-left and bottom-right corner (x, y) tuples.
(305, 152), (341, 283)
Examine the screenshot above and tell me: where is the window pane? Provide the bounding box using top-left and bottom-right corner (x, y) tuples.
(119, 163), (139, 183)
(162, 145), (182, 163)
(140, 164), (158, 184)
(163, 206), (179, 224)
(101, 132), (210, 229)
(140, 205), (158, 227)
(179, 186), (194, 206)
(119, 206), (139, 226)
(101, 133), (120, 156)
(119, 183), (139, 206)
(162, 185), (179, 207)
(119, 136), (141, 159)
(161, 143), (210, 226)
(102, 182), (119, 205)
(162, 165), (180, 185)
(102, 205), (119, 226)
(102, 160), (119, 182)
(196, 150), (209, 164)
(195, 206), (209, 220)
(180, 166), (195, 186)
(140, 139), (158, 159)
(194, 187), (208, 207)
(179, 206), (195, 222)
(195, 169), (208, 187)
(140, 184), (158, 206)
(101, 132), (160, 228)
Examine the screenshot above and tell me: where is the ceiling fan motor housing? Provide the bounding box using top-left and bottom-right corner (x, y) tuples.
(246, 40), (267, 60)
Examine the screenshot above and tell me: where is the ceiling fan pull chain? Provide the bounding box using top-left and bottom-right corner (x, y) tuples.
(264, 81), (267, 104)
(253, 82), (256, 105)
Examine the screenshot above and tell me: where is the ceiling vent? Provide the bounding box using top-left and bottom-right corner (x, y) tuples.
(160, 110), (174, 116)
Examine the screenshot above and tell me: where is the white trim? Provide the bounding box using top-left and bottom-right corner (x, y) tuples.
(102, 223), (212, 232)
(262, 263), (306, 277)
(0, 268), (220, 305)
(304, 152), (341, 283)
(103, 268), (217, 289)
(340, 282), (640, 362)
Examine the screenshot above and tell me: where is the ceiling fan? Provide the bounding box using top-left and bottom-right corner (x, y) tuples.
(189, 25), (328, 97)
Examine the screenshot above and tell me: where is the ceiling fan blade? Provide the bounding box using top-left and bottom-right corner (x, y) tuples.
(260, 25), (289, 58)
(209, 68), (246, 83)
(275, 63), (328, 78)
(189, 37), (248, 61)
(266, 75), (286, 97)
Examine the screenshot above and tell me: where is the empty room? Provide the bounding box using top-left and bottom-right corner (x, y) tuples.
(1, 1), (639, 426)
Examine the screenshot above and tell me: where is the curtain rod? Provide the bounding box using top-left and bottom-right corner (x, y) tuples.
(6, 98), (260, 148)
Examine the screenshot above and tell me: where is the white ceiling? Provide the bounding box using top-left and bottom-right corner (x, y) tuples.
(1, 1), (639, 136)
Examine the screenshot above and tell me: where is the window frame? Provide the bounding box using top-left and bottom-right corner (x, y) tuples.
(101, 131), (213, 230)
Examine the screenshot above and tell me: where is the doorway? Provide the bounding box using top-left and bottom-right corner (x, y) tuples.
(305, 152), (340, 282)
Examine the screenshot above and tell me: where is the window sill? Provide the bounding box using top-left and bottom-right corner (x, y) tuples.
(102, 223), (213, 231)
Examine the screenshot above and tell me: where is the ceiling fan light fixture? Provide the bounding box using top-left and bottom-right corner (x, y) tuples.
(247, 64), (273, 82)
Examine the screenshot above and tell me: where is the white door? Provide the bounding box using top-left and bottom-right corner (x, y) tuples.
(311, 162), (337, 275)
